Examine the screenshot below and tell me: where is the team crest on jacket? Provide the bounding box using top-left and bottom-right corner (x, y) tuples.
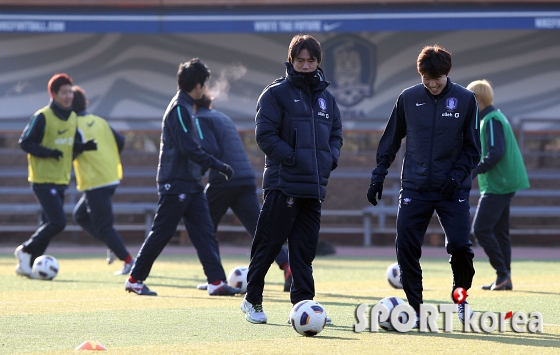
(446, 97), (458, 111)
(318, 98), (327, 110)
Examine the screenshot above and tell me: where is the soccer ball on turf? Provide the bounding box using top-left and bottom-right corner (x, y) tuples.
(386, 262), (403, 289)
(32, 255), (59, 280)
(227, 266), (248, 293)
(377, 296), (409, 331)
(289, 300), (327, 336)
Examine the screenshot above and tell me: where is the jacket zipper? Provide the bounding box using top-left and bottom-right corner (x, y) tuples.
(428, 98), (437, 190)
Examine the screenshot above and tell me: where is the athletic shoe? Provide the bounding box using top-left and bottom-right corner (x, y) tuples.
(241, 297), (267, 324)
(114, 259), (135, 276)
(482, 274), (513, 291)
(15, 264), (33, 278)
(106, 249), (116, 265)
(283, 266), (292, 292)
(14, 245), (32, 276)
(457, 301), (473, 325)
(196, 283), (208, 291)
(208, 281), (240, 296)
(125, 279), (157, 296)
(482, 280), (513, 290)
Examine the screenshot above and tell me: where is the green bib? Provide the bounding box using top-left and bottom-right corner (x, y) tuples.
(478, 110), (530, 194)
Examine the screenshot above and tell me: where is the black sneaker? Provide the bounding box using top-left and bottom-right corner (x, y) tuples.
(125, 279), (157, 296)
(482, 274), (512, 291)
(283, 266), (292, 292)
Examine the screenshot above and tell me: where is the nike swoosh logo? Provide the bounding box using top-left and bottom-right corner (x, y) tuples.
(416, 103), (426, 106)
(57, 129), (68, 135)
(459, 199), (466, 202)
(87, 121), (95, 127)
(294, 99), (301, 102)
(323, 22), (342, 31)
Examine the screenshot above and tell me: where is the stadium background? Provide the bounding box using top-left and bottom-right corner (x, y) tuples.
(0, 0), (559, 247)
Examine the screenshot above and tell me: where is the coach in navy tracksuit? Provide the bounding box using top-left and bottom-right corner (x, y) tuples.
(125, 58), (239, 297)
(241, 34), (343, 324)
(367, 45), (480, 324)
(194, 95), (292, 291)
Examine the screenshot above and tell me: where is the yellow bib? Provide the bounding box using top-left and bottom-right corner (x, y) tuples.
(28, 107), (77, 184)
(73, 114), (122, 191)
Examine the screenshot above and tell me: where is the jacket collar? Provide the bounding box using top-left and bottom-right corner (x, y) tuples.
(284, 62), (329, 91)
(480, 105), (496, 118)
(424, 77), (452, 99)
(177, 90), (195, 106)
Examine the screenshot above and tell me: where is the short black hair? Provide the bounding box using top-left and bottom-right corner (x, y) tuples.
(71, 85), (87, 113)
(288, 34), (322, 64)
(177, 58), (211, 93)
(417, 45), (452, 78)
(194, 94), (212, 110)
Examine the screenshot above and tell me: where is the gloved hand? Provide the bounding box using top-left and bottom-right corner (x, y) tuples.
(441, 176), (459, 200)
(367, 182), (383, 206)
(218, 163), (234, 181)
(82, 139), (97, 151)
(50, 149), (63, 161)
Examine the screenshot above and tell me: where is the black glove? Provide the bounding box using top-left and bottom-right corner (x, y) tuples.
(50, 149), (63, 161)
(218, 163), (234, 181)
(441, 176), (459, 200)
(82, 139), (97, 151)
(367, 182), (383, 206)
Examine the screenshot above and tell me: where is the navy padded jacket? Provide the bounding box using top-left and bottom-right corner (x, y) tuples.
(255, 63), (343, 200)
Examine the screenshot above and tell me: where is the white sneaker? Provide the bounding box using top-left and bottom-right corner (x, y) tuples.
(106, 249), (116, 265)
(14, 245), (32, 276)
(241, 297), (267, 324)
(458, 301), (474, 324)
(114, 259), (135, 275)
(15, 264), (33, 278)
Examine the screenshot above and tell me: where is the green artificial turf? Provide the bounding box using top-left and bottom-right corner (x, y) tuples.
(1, 253), (559, 354)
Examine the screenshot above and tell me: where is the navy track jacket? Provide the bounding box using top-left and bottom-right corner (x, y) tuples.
(371, 78), (480, 196)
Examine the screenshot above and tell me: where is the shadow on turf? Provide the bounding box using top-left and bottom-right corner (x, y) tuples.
(394, 328), (560, 348)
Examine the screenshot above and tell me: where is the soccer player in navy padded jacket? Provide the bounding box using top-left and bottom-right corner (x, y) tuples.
(241, 34), (343, 324)
(367, 45), (480, 324)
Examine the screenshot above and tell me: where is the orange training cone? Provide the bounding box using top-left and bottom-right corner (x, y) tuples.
(74, 341), (107, 351)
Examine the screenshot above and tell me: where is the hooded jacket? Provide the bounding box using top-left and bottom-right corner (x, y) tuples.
(255, 62), (343, 200)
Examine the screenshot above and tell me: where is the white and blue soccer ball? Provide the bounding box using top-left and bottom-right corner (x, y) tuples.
(289, 300), (327, 336)
(377, 296), (409, 331)
(386, 262), (403, 289)
(32, 255), (59, 280)
(227, 266), (248, 293)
